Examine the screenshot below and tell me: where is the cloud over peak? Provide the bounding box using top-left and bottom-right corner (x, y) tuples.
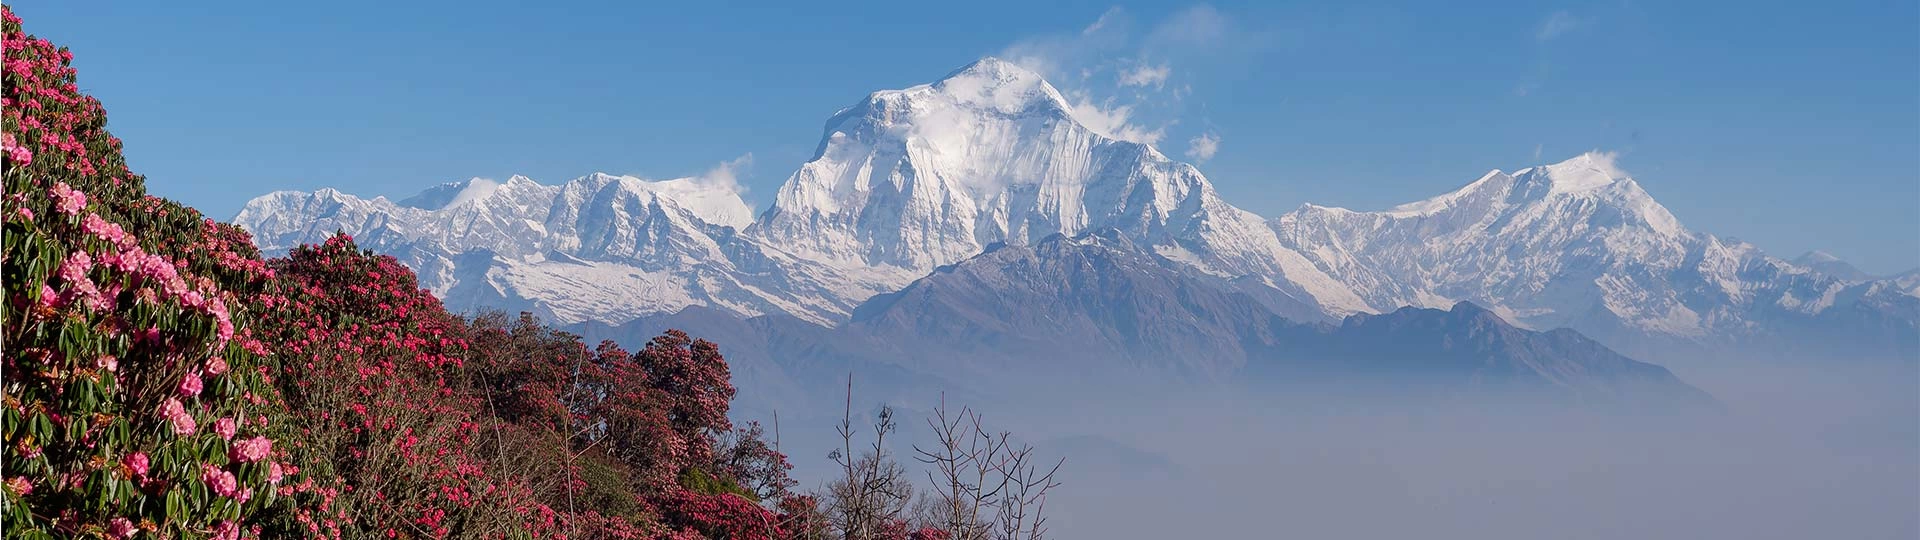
(1186, 132), (1220, 162)
(999, 5), (1260, 152)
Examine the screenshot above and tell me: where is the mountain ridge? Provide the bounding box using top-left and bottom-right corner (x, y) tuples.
(568, 231), (1718, 413)
(231, 57), (1918, 366)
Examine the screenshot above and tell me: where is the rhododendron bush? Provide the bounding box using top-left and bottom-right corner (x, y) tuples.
(0, 7), (799, 539)
(1, 7), (1062, 539)
(257, 236), (519, 537)
(2, 7), (308, 539)
(251, 239), (800, 539)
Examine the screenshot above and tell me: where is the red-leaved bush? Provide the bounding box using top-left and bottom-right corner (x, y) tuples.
(0, 6), (807, 539)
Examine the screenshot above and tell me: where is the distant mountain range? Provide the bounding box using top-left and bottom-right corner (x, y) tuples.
(554, 231), (1711, 414)
(232, 57), (1919, 407)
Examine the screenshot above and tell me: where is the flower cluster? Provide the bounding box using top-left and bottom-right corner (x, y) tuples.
(50, 179), (85, 214)
(656, 488), (786, 540)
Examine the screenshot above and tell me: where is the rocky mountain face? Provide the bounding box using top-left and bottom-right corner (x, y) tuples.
(843, 230), (1296, 381)
(1271, 302), (1716, 407)
(845, 231), (1708, 402)
(232, 56), (1915, 401)
(566, 231), (1713, 413)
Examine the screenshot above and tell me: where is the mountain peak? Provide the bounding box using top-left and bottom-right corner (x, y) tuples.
(1378, 169), (1513, 217)
(570, 172), (754, 229)
(940, 56), (1040, 83)
(1794, 250), (1842, 264)
(1520, 151), (1631, 195)
(917, 56), (1070, 117)
(1450, 300), (1493, 315)
(397, 176), (536, 210)
(1791, 249), (1875, 281)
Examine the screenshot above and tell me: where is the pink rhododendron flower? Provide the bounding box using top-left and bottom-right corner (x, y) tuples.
(54, 251), (107, 310)
(123, 452), (149, 478)
(178, 371), (203, 397)
(202, 464), (240, 497)
(269, 461), (286, 484)
(95, 354), (117, 372)
(49, 181), (85, 215)
(55, 251), (91, 280)
(211, 521), (240, 540)
(3, 477), (30, 496)
(81, 212), (133, 249)
(2, 132), (30, 164)
(231, 436), (273, 463)
(106, 518), (136, 539)
(213, 417), (237, 440)
(205, 355), (229, 375)
(159, 397), (196, 435)
(35, 284), (59, 310)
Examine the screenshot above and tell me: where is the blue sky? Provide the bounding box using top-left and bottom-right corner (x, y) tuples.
(14, 0), (1918, 272)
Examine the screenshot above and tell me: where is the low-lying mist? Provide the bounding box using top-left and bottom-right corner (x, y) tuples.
(759, 358), (1917, 540)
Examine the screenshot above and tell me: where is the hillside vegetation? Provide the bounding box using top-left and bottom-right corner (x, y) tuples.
(0, 8), (1053, 540)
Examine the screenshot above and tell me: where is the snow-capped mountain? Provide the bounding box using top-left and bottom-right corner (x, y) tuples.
(235, 57), (1363, 324)
(749, 58), (1365, 318)
(232, 57), (1915, 364)
(1274, 151), (1916, 358)
(234, 173), (892, 325)
(1790, 250), (1876, 282)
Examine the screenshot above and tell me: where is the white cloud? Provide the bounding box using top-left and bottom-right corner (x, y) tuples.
(696, 153), (753, 192)
(1120, 63), (1171, 89)
(1535, 11), (1579, 41)
(1082, 6), (1124, 36)
(996, 6), (1265, 149)
(1069, 94), (1165, 145)
(1000, 7), (1133, 82)
(1186, 132), (1221, 162)
(998, 5), (1262, 151)
(1579, 149), (1626, 178)
(1533, 143), (1544, 161)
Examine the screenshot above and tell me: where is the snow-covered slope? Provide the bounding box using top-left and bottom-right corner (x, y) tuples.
(1790, 250), (1876, 282)
(1274, 152), (1915, 353)
(234, 173), (894, 325)
(749, 57), (1368, 316)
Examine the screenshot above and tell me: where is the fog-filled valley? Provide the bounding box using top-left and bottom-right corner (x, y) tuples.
(736, 358), (1917, 540)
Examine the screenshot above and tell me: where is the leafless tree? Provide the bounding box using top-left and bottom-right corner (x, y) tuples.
(907, 394), (1064, 540)
(827, 374), (915, 540)
(912, 395), (1013, 540)
(817, 378), (1065, 540)
(991, 442), (1062, 540)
